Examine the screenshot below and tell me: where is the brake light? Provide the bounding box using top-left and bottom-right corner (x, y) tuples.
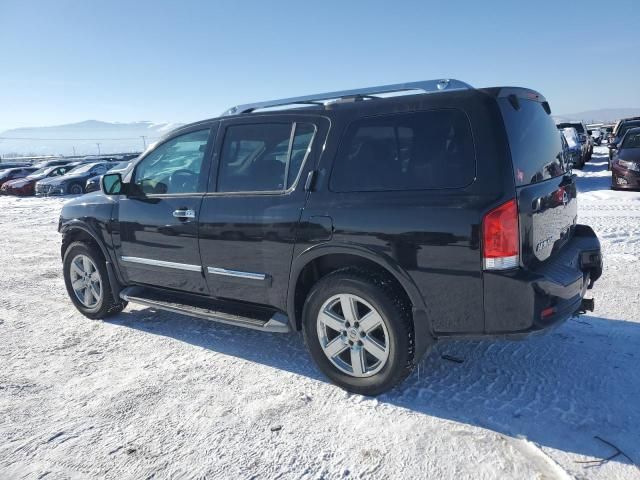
(482, 199), (519, 270)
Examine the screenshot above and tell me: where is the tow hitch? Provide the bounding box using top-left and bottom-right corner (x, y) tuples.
(576, 298), (595, 315)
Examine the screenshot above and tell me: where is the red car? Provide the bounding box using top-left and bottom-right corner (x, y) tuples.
(1, 165), (74, 196)
(0, 166), (38, 188)
(611, 127), (640, 190)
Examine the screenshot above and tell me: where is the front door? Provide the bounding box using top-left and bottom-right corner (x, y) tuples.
(198, 115), (328, 309)
(115, 126), (216, 294)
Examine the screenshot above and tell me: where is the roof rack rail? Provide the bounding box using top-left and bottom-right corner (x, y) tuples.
(222, 78), (473, 116)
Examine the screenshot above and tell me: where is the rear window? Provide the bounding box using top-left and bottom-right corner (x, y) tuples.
(557, 122), (584, 134)
(499, 98), (566, 186)
(330, 109), (475, 192)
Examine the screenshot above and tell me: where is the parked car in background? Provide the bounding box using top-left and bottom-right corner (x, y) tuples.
(1, 164), (76, 196)
(0, 166), (38, 188)
(557, 125), (588, 168)
(561, 128), (583, 168)
(85, 161), (134, 193)
(36, 161), (115, 196)
(31, 159), (77, 169)
(611, 127), (640, 190)
(609, 118), (640, 165)
(0, 162), (30, 171)
(557, 121), (592, 160)
(59, 79), (602, 395)
(590, 128), (603, 146)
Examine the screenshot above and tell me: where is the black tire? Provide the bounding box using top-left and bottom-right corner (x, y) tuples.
(68, 183), (84, 195)
(302, 268), (415, 396)
(63, 241), (126, 319)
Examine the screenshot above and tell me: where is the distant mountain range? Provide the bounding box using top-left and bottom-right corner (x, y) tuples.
(2, 110), (640, 157)
(0, 120), (183, 157)
(554, 108), (640, 124)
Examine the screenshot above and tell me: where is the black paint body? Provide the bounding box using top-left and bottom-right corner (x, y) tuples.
(59, 86), (602, 351)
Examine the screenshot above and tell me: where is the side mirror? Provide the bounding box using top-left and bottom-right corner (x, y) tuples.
(101, 172), (124, 195)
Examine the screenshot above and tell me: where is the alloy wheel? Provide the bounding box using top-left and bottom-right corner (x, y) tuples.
(316, 293), (390, 378)
(69, 254), (102, 308)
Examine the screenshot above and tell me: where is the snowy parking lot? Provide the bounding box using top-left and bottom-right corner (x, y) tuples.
(1, 146), (639, 479)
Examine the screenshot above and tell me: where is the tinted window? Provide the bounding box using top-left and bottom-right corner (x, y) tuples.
(621, 131), (640, 149)
(134, 129), (210, 194)
(499, 98), (565, 186)
(618, 121), (640, 139)
(330, 110), (475, 192)
(218, 122), (315, 192)
(556, 122), (585, 134)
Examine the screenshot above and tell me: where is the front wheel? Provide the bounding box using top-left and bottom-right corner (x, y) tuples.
(302, 269), (415, 396)
(63, 241), (126, 319)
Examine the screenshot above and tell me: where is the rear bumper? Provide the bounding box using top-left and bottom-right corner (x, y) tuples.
(482, 224), (602, 336)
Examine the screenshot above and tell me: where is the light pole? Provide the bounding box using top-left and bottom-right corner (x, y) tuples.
(141, 136), (147, 150)
(96, 143), (101, 155)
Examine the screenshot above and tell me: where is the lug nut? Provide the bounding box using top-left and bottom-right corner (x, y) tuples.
(354, 322), (359, 328)
(357, 340), (363, 346)
(345, 322), (350, 328)
(360, 331), (366, 337)
(341, 330), (347, 336)
(348, 340), (354, 346)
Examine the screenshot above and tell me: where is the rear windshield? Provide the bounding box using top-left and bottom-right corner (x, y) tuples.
(557, 122), (584, 134)
(499, 98), (566, 186)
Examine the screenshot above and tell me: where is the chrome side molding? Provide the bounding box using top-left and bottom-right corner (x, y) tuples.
(121, 256), (202, 272)
(207, 267), (267, 281)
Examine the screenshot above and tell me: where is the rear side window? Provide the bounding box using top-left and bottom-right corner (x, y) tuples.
(330, 109), (475, 192)
(217, 122), (316, 192)
(499, 98), (565, 186)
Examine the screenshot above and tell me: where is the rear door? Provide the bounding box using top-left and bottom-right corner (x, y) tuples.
(498, 94), (577, 269)
(198, 114), (329, 309)
(114, 126), (216, 294)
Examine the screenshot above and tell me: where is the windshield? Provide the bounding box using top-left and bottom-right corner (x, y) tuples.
(67, 163), (100, 174)
(618, 121), (640, 139)
(621, 131), (640, 149)
(109, 161), (129, 170)
(26, 167), (51, 178)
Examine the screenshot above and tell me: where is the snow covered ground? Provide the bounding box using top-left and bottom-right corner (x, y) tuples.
(1, 146), (639, 479)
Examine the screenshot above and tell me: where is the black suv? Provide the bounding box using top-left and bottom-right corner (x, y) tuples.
(58, 79), (602, 395)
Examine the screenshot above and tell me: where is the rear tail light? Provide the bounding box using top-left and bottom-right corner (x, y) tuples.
(482, 199), (519, 270)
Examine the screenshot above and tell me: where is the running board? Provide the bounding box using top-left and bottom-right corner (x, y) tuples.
(119, 286), (290, 333)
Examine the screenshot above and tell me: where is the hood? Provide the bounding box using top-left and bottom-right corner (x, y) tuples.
(618, 148), (640, 162)
(4, 178), (30, 188)
(62, 190), (113, 210)
(39, 174), (85, 186)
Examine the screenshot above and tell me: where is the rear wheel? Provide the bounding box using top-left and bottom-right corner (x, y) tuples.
(63, 242), (126, 319)
(68, 183), (84, 195)
(302, 269), (415, 396)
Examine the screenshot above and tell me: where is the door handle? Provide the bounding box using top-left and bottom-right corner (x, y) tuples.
(173, 209), (196, 219)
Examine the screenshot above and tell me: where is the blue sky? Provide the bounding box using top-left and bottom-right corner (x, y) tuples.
(0, 0), (638, 132)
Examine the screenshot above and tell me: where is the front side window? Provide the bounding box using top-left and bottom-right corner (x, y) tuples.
(134, 129), (210, 194)
(217, 122), (315, 192)
(330, 110), (475, 192)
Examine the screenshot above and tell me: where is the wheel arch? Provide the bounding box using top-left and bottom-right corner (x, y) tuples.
(61, 222), (124, 300)
(288, 244), (434, 357)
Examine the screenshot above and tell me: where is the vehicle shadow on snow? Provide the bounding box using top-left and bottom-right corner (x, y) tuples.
(107, 309), (640, 466)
